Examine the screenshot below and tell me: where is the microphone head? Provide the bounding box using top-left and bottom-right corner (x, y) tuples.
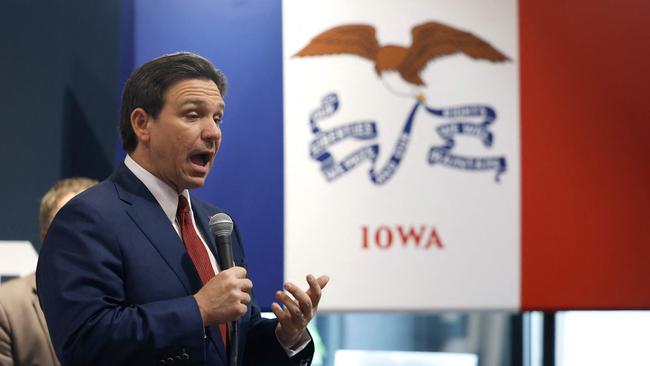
(209, 213), (234, 237)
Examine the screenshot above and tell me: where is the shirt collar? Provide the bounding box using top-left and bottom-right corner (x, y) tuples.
(124, 154), (192, 224)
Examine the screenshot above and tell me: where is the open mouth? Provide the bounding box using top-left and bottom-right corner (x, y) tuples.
(190, 152), (211, 167)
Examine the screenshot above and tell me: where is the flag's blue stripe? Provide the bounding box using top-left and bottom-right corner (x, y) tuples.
(131, 0), (284, 310)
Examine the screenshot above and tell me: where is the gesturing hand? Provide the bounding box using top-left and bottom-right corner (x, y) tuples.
(193, 266), (253, 326)
(272, 274), (330, 349)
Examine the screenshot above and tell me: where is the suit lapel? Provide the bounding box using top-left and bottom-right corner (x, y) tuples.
(112, 164), (228, 363)
(112, 164), (230, 362)
(111, 164), (201, 294)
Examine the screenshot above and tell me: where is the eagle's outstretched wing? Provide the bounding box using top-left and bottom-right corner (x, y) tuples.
(293, 24), (380, 61)
(399, 22), (510, 85)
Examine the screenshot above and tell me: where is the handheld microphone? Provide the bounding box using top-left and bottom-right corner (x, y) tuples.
(208, 213), (235, 270)
(208, 212), (237, 366)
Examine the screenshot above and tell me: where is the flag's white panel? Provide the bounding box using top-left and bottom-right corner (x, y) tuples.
(284, 0), (520, 310)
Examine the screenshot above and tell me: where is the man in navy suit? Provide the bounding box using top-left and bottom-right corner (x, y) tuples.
(36, 52), (328, 366)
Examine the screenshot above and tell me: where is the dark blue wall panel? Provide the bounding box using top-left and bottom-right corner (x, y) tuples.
(0, 0), (120, 250)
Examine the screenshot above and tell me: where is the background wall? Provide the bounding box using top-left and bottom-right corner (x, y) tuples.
(0, 0), (120, 251)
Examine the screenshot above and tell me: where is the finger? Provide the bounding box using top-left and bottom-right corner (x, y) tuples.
(236, 303), (248, 317)
(271, 302), (289, 322)
(317, 275), (330, 289)
(272, 299), (294, 326)
(284, 282), (313, 317)
(307, 275), (330, 309)
(276, 290), (303, 323)
(305, 275), (320, 308)
(229, 266), (247, 278)
(276, 290), (300, 316)
(240, 292), (251, 305)
(239, 278), (253, 292)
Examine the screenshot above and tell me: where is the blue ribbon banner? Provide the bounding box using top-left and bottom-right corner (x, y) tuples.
(309, 93), (507, 185)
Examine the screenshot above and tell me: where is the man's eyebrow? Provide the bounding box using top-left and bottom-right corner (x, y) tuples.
(177, 99), (209, 106)
(177, 99), (225, 110)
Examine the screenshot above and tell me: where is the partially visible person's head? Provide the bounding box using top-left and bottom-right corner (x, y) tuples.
(119, 52), (228, 153)
(122, 52), (228, 193)
(39, 177), (97, 240)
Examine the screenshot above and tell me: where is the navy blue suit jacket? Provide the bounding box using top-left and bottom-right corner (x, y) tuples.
(36, 164), (313, 366)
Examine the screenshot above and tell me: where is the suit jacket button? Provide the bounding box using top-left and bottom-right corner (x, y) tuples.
(159, 360), (167, 365)
(181, 353), (190, 360)
(167, 357), (175, 363)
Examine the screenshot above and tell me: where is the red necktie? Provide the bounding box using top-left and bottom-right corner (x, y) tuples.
(176, 195), (228, 347)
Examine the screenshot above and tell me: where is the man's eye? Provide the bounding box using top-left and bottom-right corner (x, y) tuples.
(214, 116), (223, 125)
(186, 113), (200, 121)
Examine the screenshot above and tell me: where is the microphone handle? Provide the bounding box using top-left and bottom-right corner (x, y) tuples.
(216, 235), (235, 270)
(215, 234), (237, 366)
(228, 321), (238, 366)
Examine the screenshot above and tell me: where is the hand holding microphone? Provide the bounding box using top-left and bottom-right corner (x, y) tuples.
(193, 213), (251, 326)
(193, 267), (251, 325)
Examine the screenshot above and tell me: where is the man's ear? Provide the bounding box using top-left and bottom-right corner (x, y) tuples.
(130, 107), (152, 144)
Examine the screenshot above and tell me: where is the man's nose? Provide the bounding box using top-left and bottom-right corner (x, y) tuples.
(201, 118), (221, 142)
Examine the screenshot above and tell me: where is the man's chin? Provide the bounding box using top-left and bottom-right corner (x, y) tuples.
(184, 174), (208, 189)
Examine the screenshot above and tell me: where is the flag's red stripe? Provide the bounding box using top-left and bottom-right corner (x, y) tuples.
(520, 0), (650, 309)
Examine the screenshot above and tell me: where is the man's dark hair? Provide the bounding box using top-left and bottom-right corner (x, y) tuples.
(119, 52), (228, 152)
